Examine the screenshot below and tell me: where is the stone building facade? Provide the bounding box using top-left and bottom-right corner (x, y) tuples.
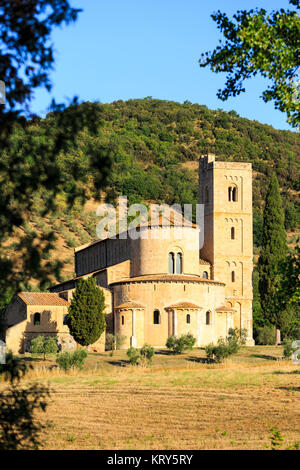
(5, 154), (254, 353)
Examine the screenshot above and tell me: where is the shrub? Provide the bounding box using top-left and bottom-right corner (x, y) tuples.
(66, 235), (76, 247)
(30, 336), (58, 360)
(166, 335), (178, 352)
(255, 326), (276, 345)
(205, 329), (248, 363)
(126, 347), (140, 365)
(56, 351), (72, 371)
(56, 349), (88, 371)
(227, 328), (248, 345)
(140, 344), (155, 365)
(166, 334), (196, 354)
(105, 333), (115, 352)
(205, 338), (232, 363)
(182, 333), (196, 350)
(282, 338), (296, 359)
(56, 351), (73, 371)
(72, 349), (88, 369)
(105, 333), (126, 354)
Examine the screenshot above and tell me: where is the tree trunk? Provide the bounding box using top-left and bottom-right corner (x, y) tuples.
(275, 328), (281, 346)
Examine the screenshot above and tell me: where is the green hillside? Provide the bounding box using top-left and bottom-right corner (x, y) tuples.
(97, 98), (299, 224)
(3, 98), (300, 288)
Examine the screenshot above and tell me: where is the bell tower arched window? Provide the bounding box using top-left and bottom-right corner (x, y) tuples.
(228, 186), (238, 202)
(231, 227), (235, 240)
(232, 187), (237, 202)
(206, 311), (211, 325)
(168, 252), (175, 274)
(228, 187), (232, 201)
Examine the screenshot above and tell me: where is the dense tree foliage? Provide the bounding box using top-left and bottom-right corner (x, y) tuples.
(276, 246), (300, 310)
(258, 173), (289, 344)
(0, 352), (49, 449)
(199, 1), (300, 129)
(1, 98), (299, 291)
(67, 277), (106, 347)
(28, 98), (298, 216)
(0, 2), (112, 310)
(0, 0), (80, 113)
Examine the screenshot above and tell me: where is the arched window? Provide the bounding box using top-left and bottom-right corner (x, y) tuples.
(63, 314), (68, 325)
(168, 252), (175, 274)
(228, 187), (232, 201)
(175, 252), (182, 274)
(232, 187), (238, 202)
(231, 227), (235, 240)
(202, 271), (208, 279)
(186, 314), (191, 324)
(33, 312), (40, 325)
(231, 271), (235, 282)
(228, 186), (238, 202)
(206, 311), (211, 325)
(121, 315), (125, 325)
(153, 310), (160, 324)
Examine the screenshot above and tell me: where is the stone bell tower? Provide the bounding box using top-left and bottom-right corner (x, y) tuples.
(199, 154), (254, 344)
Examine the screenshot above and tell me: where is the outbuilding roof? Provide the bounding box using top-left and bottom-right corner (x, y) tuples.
(17, 292), (69, 306)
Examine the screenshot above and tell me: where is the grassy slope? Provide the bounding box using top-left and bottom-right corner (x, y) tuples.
(3, 346), (299, 450)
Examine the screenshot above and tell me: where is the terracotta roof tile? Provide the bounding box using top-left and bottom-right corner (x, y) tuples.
(166, 302), (202, 309)
(115, 301), (144, 309)
(75, 211), (198, 251)
(216, 306), (236, 312)
(199, 259), (211, 265)
(18, 292), (69, 306)
(111, 274), (225, 286)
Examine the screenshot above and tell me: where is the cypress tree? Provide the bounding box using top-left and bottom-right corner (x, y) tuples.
(258, 173), (288, 345)
(67, 277), (106, 347)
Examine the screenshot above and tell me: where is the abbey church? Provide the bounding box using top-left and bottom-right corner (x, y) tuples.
(4, 154), (254, 353)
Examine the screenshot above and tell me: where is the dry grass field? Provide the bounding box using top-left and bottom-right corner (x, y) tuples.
(1, 346), (300, 450)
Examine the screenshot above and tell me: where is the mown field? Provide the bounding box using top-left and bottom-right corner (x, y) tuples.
(2, 346), (300, 450)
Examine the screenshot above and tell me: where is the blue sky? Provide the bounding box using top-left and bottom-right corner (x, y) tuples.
(31, 0), (296, 131)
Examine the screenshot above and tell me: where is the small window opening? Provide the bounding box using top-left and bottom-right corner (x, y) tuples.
(153, 310), (160, 324)
(33, 312), (41, 325)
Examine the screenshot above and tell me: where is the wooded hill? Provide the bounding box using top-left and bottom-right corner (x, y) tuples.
(4, 98), (300, 286)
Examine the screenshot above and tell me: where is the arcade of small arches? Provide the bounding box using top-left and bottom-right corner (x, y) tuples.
(119, 308), (213, 326)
